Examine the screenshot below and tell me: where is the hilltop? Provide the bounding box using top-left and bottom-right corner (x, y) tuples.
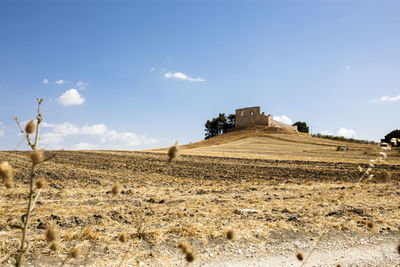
(152, 126), (399, 164)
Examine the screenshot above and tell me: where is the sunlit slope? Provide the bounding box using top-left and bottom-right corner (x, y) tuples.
(153, 126), (398, 163)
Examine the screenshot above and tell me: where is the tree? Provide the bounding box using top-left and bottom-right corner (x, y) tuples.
(292, 121), (309, 133)
(381, 129), (400, 144)
(205, 113), (235, 139)
(227, 114), (235, 130)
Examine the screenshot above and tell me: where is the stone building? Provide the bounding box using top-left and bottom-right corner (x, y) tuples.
(235, 106), (297, 131)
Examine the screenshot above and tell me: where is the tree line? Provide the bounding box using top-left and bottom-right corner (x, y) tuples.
(204, 113), (235, 139)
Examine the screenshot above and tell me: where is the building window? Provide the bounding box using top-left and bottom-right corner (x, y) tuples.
(241, 111), (244, 116)
(250, 111), (254, 116)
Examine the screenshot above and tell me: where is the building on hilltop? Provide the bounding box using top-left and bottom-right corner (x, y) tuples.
(235, 106), (297, 131)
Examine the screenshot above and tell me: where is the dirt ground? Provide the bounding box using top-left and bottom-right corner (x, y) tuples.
(1, 141), (400, 266)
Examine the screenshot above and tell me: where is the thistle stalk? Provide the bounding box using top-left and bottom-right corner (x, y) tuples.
(15, 98), (44, 267)
(16, 164), (35, 266)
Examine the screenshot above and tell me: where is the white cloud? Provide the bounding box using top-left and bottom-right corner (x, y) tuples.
(150, 67), (155, 72)
(102, 130), (157, 147)
(337, 128), (356, 138)
(0, 122), (4, 137)
(80, 124), (107, 135)
(273, 115), (292, 125)
(43, 122), (79, 135)
(42, 78), (49, 84)
(40, 122), (158, 150)
(40, 132), (65, 145)
(58, 89), (85, 106)
(55, 80), (65, 84)
(71, 142), (99, 150)
(164, 72), (205, 82)
(319, 130), (333, 136)
(344, 65), (351, 69)
(40, 122), (79, 145)
(76, 81), (89, 90)
(373, 95), (400, 103)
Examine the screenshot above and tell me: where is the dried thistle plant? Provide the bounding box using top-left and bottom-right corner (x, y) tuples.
(117, 234), (134, 267)
(45, 222), (60, 244)
(296, 252), (304, 261)
(226, 229), (235, 240)
(60, 246), (81, 267)
(178, 242), (189, 254)
(358, 152), (388, 182)
(11, 98), (55, 267)
(30, 149), (45, 165)
(178, 242), (195, 263)
(112, 181), (121, 195)
(185, 252), (195, 263)
(25, 119), (35, 134)
(70, 247), (81, 259)
(0, 161), (14, 188)
(167, 140), (179, 162)
(49, 241), (60, 251)
(45, 222), (61, 250)
(35, 177), (47, 189)
(118, 232), (128, 243)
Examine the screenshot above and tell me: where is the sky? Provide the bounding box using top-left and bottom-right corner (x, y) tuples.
(0, 0), (399, 150)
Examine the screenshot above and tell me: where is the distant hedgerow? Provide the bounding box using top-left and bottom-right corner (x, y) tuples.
(312, 133), (377, 145)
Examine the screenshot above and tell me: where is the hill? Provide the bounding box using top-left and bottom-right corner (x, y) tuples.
(152, 126), (399, 164)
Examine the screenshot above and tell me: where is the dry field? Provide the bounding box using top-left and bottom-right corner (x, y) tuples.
(1, 128), (400, 266)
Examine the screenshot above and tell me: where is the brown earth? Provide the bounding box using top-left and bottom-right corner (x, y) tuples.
(1, 129), (400, 266)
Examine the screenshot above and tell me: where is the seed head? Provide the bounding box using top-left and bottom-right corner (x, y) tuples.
(45, 223), (59, 243)
(0, 161), (14, 182)
(367, 222), (374, 230)
(336, 264), (342, 267)
(168, 140), (179, 162)
(70, 247), (81, 258)
(25, 120), (36, 134)
(185, 252), (195, 263)
(118, 233), (128, 243)
(111, 182), (121, 195)
(4, 179), (13, 189)
(296, 252), (304, 261)
(30, 149), (45, 165)
(379, 152), (387, 159)
(35, 177), (47, 189)
(178, 242), (189, 254)
(226, 229), (235, 240)
(49, 241), (60, 251)
(397, 243), (400, 255)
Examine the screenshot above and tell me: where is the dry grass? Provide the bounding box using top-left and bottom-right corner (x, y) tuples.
(151, 126), (400, 164)
(1, 145), (399, 265)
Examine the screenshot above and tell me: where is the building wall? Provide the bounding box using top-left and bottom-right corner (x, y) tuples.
(235, 106), (297, 131)
(235, 106), (270, 128)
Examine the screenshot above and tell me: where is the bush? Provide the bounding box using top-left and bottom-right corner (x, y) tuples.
(312, 133), (376, 145)
(292, 121), (309, 133)
(381, 129), (400, 146)
(205, 113), (235, 139)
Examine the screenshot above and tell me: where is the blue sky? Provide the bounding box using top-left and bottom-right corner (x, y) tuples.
(1, 0), (399, 150)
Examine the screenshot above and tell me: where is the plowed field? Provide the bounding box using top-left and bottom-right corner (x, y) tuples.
(1, 131), (400, 266)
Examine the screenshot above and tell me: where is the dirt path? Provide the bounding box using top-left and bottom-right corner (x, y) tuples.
(207, 234), (400, 266)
